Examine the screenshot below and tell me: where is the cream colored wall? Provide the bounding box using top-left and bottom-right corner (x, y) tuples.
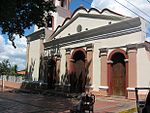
(60, 48), (66, 82)
(52, 4), (70, 31)
(52, 13), (61, 30)
(55, 0), (61, 6)
(98, 32), (144, 49)
(137, 48), (150, 87)
(55, 16), (118, 39)
(28, 39), (41, 81)
(92, 31), (144, 89)
(58, 30), (144, 91)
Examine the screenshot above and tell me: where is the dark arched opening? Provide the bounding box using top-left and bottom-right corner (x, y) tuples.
(70, 49), (86, 93)
(47, 58), (56, 89)
(110, 52), (126, 96)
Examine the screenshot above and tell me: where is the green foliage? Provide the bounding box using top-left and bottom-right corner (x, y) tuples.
(0, 59), (18, 76)
(16, 74), (24, 76)
(0, 0), (55, 48)
(0, 59), (11, 75)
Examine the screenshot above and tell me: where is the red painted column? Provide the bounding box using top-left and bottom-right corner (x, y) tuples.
(99, 48), (109, 96)
(107, 60), (113, 95)
(85, 44), (93, 91)
(127, 44), (137, 99)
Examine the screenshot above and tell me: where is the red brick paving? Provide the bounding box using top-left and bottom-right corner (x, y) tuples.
(94, 95), (136, 113)
(0, 91), (136, 113)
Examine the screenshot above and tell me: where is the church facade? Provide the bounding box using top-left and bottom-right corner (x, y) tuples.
(26, 0), (150, 99)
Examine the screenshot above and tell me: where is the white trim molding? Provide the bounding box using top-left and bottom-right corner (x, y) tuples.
(107, 60), (113, 64)
(124, 59), (128, 62)
(85, 85), (94, 89)
(127, 87), (135, 91)
(98, 86), (109, 90)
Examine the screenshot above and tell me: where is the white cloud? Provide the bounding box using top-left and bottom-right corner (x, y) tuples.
(91, 0), (150, 38)
(91, 0), (150, 17)
(0, 35), (27, 70)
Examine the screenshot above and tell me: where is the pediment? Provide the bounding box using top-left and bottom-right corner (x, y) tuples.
(48, 7), (128, 41)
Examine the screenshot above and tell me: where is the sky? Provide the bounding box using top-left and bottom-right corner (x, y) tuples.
(0, 0), (150, 70)
(0, 27), (34, 71)
(91, 0), (150, 38)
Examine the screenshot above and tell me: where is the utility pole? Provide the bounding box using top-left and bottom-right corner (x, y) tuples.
(2, 75), (4, 92)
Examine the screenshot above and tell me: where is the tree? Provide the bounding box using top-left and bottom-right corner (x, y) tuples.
(10, 64), (18, 76)
(0, 59), (11, 75)
(0, 0), (55, 48)
(0, 59), (18, 76)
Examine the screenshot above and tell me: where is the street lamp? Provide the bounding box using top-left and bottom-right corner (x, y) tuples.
(135, 87), (150, 113)
(2, 75), (4, 92)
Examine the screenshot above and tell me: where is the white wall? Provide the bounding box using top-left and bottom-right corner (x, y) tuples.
(58, 30), (144, 90)
(60, 48), (66, 81)
(28, 39), (41, 81)
(92, 42), (101, 91)
(137, 48), (150, 87)
(55, 16), (119, 39)
(97, 32), (144, 49)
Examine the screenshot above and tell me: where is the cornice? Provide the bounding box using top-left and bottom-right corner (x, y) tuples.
(48, 7), (128, 40)
(44, 17), (141, 49)
(27, 29), (45, 42)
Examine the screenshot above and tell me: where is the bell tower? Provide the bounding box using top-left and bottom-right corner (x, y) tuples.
(52, 0), (71, 30)
(54, 0), (70, 9)
(34, 0), (71, 32)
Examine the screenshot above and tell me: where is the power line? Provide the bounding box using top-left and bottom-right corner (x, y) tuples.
(113, 0), (150, 36)
(124, 0), (150, 20)
(81, 0), (150, 36)
(114, 0), (150, 25)
(147, 0), (150, 3)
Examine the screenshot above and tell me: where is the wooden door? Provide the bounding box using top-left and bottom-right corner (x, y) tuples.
(47, 59), (56, 89)
(112, 62), (126, 96)
(74, 60), (85, 92)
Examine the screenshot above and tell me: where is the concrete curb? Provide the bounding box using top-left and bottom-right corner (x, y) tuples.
(119, 108), (137, 113)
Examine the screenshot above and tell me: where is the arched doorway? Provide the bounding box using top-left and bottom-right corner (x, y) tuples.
(108, 49), (128, 96)
(70, 48), (86, 93)
(47, 58), (56, 89)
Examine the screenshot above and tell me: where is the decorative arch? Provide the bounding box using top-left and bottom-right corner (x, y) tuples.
(47, 57), (56, 89)
(108, 48), (128, 60)
(71, 48), (87, 60)
(69, 48), (87, 93)
(107, 48), (128, 96)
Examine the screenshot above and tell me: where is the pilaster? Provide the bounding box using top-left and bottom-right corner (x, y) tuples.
(127, 44), (137, 99)
(85, 44), (93, 90)
(55, 54), (61, 83)
(99, 48), (108, 96)
(65, 48), (71, 74)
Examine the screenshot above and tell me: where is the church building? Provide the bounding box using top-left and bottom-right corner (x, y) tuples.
(26, 0), (150, 99)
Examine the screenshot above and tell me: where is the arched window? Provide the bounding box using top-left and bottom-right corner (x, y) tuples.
(61, 0), (64, 7)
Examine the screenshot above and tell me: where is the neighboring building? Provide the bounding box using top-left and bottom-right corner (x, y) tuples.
(17, 70), (26, 75)
(26, 2), (150, 99)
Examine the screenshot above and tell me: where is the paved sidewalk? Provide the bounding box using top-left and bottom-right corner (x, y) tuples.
(0, 90), (137, 113)
(94, 96), (137, 113)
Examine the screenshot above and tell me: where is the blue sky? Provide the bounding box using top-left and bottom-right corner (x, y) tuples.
(69, 0), (92, 13)
(0, 0), (150, 70)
